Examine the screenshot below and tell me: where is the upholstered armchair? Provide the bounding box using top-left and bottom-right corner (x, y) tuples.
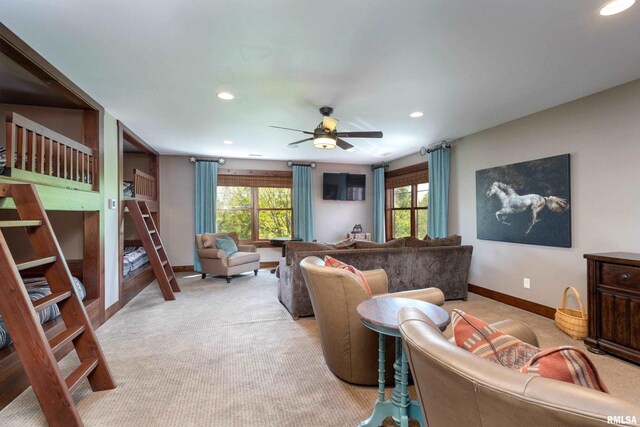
(299, 256), (445, 385)
(398, 307), (640, 427)
(195, 232), (260, 283)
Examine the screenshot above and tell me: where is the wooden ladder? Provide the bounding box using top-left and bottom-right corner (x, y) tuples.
(0, 184), (115, 427)
(125, 200), (180, 300)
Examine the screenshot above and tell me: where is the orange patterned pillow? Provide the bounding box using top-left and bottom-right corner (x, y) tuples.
(324, 256), (372, 295)
(452, 309), (539, 370)
(520, 346), (609, 392)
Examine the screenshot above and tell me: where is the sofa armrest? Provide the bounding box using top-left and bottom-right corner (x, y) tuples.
(375, 287), (445, 307)
(362, 269), (388, 295)
(237, 244), (257, 253)
(491, 319), (540, 347)
(197, 248), (227, 259)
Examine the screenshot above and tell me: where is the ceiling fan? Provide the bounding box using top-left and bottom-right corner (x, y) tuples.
(270, 106), (383, 150)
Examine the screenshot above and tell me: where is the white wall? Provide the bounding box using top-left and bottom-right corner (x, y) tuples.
(159, 156), (375, 266)
(394, 79), (640, 309)
(103, 112), (120, 309)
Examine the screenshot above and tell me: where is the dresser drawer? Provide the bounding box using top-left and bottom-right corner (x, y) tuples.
(601, 263), (640, 291)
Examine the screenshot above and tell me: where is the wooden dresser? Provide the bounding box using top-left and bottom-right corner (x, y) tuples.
(584, 252), (640, 364)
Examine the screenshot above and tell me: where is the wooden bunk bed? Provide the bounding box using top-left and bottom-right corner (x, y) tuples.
(117, 121), (162, 307)
(0, 23), (107, 412)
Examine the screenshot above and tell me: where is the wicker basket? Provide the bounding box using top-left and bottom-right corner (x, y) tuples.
(555, 286), (588, 340)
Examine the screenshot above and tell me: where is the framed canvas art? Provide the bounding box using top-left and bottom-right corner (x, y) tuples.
(476, 154), (571, 248)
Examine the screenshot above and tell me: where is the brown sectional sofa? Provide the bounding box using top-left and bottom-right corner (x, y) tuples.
(278, 236), (473, 318)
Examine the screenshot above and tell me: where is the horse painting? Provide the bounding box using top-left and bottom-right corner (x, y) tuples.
(486, 181), (569, 234)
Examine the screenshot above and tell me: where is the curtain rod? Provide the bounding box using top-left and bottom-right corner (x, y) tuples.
(420, 140), (451, 156)
(371, 162), (390, 171)
(188, 156), (226, 165)
(286, 160), (317, 169)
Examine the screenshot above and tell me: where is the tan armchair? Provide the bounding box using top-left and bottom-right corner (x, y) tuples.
(195, 232), (260, 283)
(398, 307), (640, 427)
(300, 256), (445, 385)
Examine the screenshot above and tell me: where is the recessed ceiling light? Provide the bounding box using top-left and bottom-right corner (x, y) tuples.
(249, 153), (263, 157)
(600, 0), (635, 15)
(223, 140), (234, 145)
(346, 148), (356, 152)
(217, 91), (235, 100)
(410, 112), (424, 118)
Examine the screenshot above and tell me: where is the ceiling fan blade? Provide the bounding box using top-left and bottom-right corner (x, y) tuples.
(270, 125), (314, 135)
(322, 116), (339, 132)
(288, 137), (313, 146)
(336, 138), (354, 150)
(335, 131), (383, 138)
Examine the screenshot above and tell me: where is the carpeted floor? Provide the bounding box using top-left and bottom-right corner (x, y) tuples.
(1, 271), (638, 426)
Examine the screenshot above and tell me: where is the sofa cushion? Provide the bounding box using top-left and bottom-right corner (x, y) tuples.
(452, 309), (539, 370)
(227, 251), (260, 267)
(324, 256), (372, 295)
(329, 237), (357, 249)
(520, 346), (609, 392)
(216, 235), (239, 256)
(354, 239), (406, 249)
(285, 242), (333, 265)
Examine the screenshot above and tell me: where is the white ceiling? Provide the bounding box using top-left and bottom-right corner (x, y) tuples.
(1, 1), (639, 164)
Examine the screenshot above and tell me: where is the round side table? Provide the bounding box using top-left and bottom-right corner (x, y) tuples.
(356, 297), (450, 427)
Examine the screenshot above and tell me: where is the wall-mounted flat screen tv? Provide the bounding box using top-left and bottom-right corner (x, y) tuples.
(323, 173), (366, 201)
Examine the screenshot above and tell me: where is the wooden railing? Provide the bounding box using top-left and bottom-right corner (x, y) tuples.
(132, 169), (157, 200)
(4, 112), (95, 191)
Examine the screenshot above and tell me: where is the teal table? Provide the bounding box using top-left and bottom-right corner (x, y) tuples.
(356, 298), (450, 427)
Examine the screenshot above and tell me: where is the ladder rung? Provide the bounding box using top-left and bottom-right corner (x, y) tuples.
(155, 245), (162, 250)
(16, 256), (57, 271)
(32, 291), (72, 312)
(0, 220), (42, 228)
(142, 214), (149, 218)
(49, 325), (85, 354)
(162, 260), (168, 266)
(66, 358), (99, 393)
(148, 230), (156, 234)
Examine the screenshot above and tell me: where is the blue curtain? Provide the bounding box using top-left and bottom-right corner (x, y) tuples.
(194, 161), (218, 271)
(372, 167), (385, 242)
(292, 165), (315, 241)
(427, 148), (451, 238)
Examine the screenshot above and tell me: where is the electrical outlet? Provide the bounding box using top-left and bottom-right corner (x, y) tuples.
(523, 278), (531, 289)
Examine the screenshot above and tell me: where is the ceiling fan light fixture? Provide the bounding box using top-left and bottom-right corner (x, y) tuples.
(600, 0), (635, 15)
(314, 135), (337, 149)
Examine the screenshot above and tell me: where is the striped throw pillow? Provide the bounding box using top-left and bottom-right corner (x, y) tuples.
(520, 346), (608, 392)
(452, 309), (539, 370)
(323, 256), (371, 295)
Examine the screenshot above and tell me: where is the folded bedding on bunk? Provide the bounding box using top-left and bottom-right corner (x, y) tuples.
(0, 276), (86, 350)
(0, 146), (6, 174)
(123, 181), (134, 197)
(123, 246), (149, 277)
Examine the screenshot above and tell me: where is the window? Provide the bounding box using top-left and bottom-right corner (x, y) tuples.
(385, 164), (428, 239)
(216, 171), (292, 242)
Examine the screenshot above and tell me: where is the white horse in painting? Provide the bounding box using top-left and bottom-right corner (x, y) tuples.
(486, 182), (570, 234)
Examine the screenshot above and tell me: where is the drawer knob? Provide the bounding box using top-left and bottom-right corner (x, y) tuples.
(621, 273), (631, 281)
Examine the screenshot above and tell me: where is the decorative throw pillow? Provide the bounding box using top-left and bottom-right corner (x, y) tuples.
(520, 346), (609, 392)
(215, 235), (238, 257)
(201, 233), (217, 248)
(324, 256), (372, 295)
(452, 309), (539, 370)
(422, 234), (432, 240)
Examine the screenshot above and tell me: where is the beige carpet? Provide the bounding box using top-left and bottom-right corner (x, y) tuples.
(1, 272), (638, 426)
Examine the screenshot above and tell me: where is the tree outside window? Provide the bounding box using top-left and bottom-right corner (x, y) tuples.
(387, 182), (428, 239)
(216, 185), (292, 241)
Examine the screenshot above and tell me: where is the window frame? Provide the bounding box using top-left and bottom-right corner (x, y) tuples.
(216, 170), (293, 246)
(384, 163), (429, 240)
